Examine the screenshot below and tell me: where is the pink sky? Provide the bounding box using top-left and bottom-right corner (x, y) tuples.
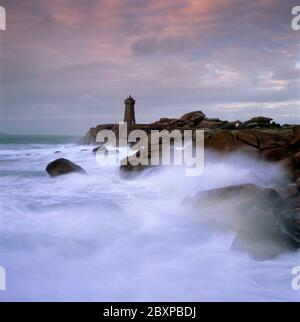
(1, 0), (300, 134)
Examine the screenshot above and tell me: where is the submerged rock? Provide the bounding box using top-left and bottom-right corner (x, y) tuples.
(92, 145), (108, 154)
(184, 184), (299, 259)
(46, 158), (86, 177)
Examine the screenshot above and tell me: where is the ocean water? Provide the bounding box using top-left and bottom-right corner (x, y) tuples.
(0, 134), (299, 302)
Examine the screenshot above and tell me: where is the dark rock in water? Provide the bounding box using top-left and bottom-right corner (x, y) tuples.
(92, 145), (108, 154)
(54, 151), (61, 154)
(184, 184), (299, 259)
(46, 158), (86, 177)
(277, 184), (299, 200)
(231, 231), (298, 261)
(277, 208), (300, 244)
(288, 196), (300, 208)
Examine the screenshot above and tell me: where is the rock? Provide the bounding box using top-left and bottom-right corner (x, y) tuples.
(271, 122), (281, 129)
(277, 184), (299, 200)
(286, 184), (299, 199)
(277, 208), (300, 244)
(159, 118), (172, 123)
(278, 156), (297, 180)
(185, 184), (299, 259)
(244, 116), (273, 128)
(294, 152), (300, 165)
(198, 120), (221, 129)
(221, 120), (243, 130)
(261, 147), (291, 162)
(290, 126), (300, 149)
(175, 120), (186, 127)
(92, 145), (108, 154)
(78, 124), (115, 145)
(206, 130), (237, 153)
(236, 130), (258, 147)
(231, 231), (297, 261)
(295, 178), (300, 189)
(46, 158), (86, 177)
(78, 131), (94, 145)
(288, 196), (300, 208)
(252, 130), (292, 162)
(245, 122), (260, 129)
(180, 111), (206, 125)
(249, 116), (273, 124)
(206, 118), (221, 122)
(54, 151), (61, 154)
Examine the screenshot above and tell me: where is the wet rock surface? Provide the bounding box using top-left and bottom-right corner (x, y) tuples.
(184, 184), (300, 259)
(46, 158), (86, 177)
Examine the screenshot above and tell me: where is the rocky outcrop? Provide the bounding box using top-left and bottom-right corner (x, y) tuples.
(120, 127), (300, 180)
(184, 183), (300, 259)
(79, 112), (284, 146)
(78, 109), (300, 180)
(180, 111), (206, 125)
(46, 158), (86, 177)
(78, 124), (115, 145)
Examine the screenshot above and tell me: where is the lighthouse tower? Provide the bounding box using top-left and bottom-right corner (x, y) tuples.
(123, 95), (136, 126)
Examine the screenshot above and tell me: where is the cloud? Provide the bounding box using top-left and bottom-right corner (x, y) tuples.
(0, 0), (299, 134)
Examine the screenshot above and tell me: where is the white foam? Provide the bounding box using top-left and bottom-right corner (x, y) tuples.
(0, 142), (299, 301)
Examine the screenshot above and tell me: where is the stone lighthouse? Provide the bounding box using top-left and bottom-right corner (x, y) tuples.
(123, 95), (136, 126)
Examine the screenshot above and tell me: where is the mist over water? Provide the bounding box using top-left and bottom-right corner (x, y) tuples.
(0, 136), (299, 301)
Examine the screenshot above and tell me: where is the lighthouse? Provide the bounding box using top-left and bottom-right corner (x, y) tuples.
(123, 95), (136, 126)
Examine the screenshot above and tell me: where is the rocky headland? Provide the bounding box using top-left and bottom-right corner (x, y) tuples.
(74, 109), (300, 257)
(79, 111), (300, 180)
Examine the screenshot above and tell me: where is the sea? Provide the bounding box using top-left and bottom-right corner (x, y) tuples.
(0, 134), (299, 301)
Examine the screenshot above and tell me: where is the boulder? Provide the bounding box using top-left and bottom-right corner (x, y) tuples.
(46, 158), (86, 177)
(277, 208), (300, 244)
(277, 184), (299, 200)
(248, 116), (273, 124)
(92, 145), (108, 154)
(185, 184), (299, 259)
(221, 120), (243, 130)
(245, 122), (260, 129)
(290, 126), (300, 149)
(206, 130), (237, 153)
(244, 116), (273, 128)
(180, 111), (206, 125)
(236, 130), (259, 147)
(198, 120), (221, 129)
